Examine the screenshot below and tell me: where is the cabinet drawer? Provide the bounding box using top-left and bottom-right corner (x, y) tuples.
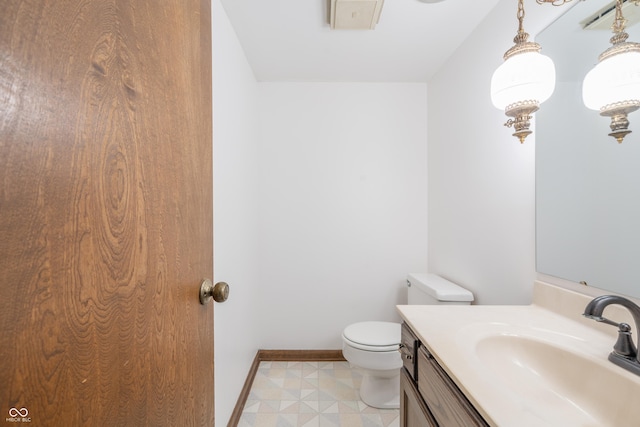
(417, 347), (488, 427)
(400, 322), (419, 381)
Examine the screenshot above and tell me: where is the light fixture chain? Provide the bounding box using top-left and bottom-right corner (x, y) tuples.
(613, 0), (628, 35)
(517, 0), (525, 33)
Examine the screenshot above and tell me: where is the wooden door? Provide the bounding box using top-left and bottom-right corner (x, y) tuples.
(0, 1), (214, 425)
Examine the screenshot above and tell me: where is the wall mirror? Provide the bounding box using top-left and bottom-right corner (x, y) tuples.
(536, 0), (640, 298)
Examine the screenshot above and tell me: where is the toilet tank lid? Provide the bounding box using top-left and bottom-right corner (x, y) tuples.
(407, 273), (474, 302)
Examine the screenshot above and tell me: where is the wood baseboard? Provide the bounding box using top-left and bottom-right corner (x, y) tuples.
(257, 349), (345, 362)
(227, 349), (346, 426)
(227, 351), (261, 427)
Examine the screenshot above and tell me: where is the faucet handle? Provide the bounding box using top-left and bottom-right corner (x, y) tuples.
(583, 314), (622, 327)
(613, 323), (638, 359)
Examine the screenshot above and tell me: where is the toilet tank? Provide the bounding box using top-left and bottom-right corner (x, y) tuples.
(407, 273), (474, 305)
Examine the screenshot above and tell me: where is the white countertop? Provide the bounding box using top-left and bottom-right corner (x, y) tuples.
(397, 281), (640, 427)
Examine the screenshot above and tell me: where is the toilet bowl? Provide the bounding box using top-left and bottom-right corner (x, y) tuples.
(341, 273), (474, 409)
(342, 321), (402, 409)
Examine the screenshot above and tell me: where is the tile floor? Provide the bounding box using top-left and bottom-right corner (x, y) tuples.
(238, 361), (399, 427)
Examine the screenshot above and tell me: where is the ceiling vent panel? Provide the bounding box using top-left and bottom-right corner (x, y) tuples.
(330, 0), (385, 30)
(582, 0), (640, 31)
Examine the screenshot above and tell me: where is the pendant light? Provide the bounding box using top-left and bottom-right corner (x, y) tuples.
(491, 0), (556, 143)
(582, 0), (640, 143)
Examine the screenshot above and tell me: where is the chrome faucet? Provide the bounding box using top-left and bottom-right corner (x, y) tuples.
(584, 295), (640, 376)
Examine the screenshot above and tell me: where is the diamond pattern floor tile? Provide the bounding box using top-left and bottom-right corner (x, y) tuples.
(238, 361), (399, 427)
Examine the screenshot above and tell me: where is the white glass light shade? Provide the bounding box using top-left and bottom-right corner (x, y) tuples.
(491, 51), (556, 109)
(582, 51), (640, 111)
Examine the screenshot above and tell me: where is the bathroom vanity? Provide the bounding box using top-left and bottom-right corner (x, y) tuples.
(399, 323), (487, 427)
(397, 281), (640, 427)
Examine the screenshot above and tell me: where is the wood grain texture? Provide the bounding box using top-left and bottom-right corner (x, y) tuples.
(400, 369), (438, 427)
(257, 349), (346, 362)
(0, 1), (213, 425)
(417, 348), (488, 427)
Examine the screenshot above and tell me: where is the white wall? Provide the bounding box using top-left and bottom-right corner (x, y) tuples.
(426, 0), (567, 304)
(255, 83), (429, 348)
(212, 6), (429, 421)
(212, 0), (260, 424)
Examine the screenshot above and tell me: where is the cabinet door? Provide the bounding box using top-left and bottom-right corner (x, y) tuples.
(418, 347), (489, 427)
(400, 369), (438, 427)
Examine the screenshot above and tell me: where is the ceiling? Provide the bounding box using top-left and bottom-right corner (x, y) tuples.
(218, 0), (502, 82)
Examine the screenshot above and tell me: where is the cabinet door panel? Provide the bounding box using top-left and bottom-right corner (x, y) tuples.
(418, 348), (488, 427)
(400, 369), (438, 427)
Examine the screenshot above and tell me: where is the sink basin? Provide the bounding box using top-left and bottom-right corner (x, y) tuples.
(474, 331), (640, 426)
(398, 285), (640, 426)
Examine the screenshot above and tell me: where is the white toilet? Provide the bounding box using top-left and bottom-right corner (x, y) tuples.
(341, 273), (474, 409)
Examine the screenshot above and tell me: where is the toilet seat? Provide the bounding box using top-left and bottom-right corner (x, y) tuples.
(342, 321), (400, 352)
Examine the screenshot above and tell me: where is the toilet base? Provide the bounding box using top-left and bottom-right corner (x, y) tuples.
(359, 370), (400, 409)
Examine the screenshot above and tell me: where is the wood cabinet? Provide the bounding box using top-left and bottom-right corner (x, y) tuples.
(401, 369), (438, 427)
(400, 320), (419, 381)
(400, 323), (489, 427)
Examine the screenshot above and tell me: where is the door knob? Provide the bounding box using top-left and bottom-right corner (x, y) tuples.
(199, 279), (229, 304)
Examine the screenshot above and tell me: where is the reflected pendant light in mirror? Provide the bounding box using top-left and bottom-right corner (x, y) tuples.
(583, 0), (640, 143)
(491, 0), (556, 143)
